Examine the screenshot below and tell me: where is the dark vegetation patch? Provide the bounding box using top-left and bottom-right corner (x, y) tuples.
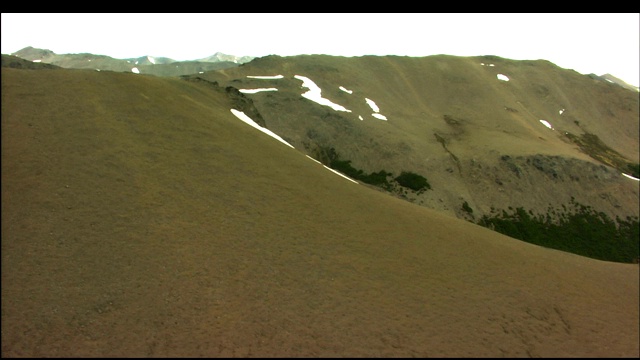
(477, 198), (639, 263)
(627, 163), (640, 179)
(462, 201), (474, 214)
(394, 171), (431, 192)
(564, 130), (639, 178)
(311, 145), (431, 195)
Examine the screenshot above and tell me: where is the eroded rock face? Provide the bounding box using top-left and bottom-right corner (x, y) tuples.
(224, 86), (267, 128)
(181, 76), (268, 128)
(462, 154), (638, 222)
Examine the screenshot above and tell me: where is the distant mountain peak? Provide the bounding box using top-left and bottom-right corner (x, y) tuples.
(599, 73), (639, 92)
(12, 46), (56, 60)
(196, 52), (255, 64)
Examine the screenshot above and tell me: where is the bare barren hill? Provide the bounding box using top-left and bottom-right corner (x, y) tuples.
(2, 66), (639, 357)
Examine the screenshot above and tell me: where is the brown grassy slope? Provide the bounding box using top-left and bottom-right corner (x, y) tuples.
(1, 67), (639, 357)
(207, 54), (638, 161)
(198, 54), (639, 221)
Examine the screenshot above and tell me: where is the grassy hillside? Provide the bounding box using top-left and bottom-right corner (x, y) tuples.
(1, 66), (638, 357)
(196, 54), (639, 237)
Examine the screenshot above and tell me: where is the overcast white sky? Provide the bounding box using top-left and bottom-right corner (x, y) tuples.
(2, 13), (638, 87)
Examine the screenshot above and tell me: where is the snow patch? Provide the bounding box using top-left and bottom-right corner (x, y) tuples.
(239, 88), (279, 94)
(622, 173), (640, 181)
(247, 75), (284, 79)
(230, 109), (294, 148)
(306, 155), (321, 164)
(339, 86), (353, 94)
(294, 75), (352, 112)
(365, 97), (388, 120)
(323, 165), (359, 184)
(365, 98), (380, 113)
(539, 120), (554, 130)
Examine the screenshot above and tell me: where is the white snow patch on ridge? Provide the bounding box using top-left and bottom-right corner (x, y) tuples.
(306, 155), (321, 164)
(295, 75), (352, 112)
(322, 165), (359, 184)
(539, 120), (554, 130)
(365, 98), (380, 112)
(247, 75), (284, 79)
(239, 88), (278, 94)
(237, 74), (390, 121)
(340, 86), (353, 94)
(622, 173), (640, 181)
(365, 97), (388, 120)
(230, 109), (294, 148)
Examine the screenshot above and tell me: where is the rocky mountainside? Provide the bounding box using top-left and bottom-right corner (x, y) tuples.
(191, 54), (639, 226)
(2, 62), (638, 357)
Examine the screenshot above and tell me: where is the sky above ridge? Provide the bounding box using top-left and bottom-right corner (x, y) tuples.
(1, 13), (638, 87)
